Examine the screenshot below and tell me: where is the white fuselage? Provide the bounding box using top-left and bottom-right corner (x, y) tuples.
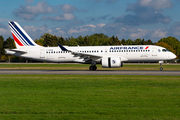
(6, 45), (176, 63)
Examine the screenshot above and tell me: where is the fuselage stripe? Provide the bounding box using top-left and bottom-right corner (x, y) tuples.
(12, 33), (24, 46)
(9, 23), (29, 46)
(10, 22), (35, 46)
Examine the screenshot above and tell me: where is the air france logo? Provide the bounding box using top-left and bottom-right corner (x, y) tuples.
(145, 46), (149, 49)
(110, 46), (149, 50)
(112, 60), (116, 64)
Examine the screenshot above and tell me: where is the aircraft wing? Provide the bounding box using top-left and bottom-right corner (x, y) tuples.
(58, 44), (128, 62)
(58, 44), (102, 58)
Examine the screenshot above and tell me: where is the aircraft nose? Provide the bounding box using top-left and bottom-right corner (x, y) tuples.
(171, 53), (176, 59)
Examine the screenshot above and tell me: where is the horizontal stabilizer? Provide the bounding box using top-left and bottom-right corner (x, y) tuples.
(6, 49), (27, 53)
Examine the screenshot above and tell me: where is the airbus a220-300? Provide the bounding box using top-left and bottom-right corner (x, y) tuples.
(6, 21), (176, 71)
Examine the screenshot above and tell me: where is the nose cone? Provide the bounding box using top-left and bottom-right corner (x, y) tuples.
(170, 53), (176, 59)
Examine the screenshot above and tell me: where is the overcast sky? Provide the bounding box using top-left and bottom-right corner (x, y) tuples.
(1, 0), (180, 42)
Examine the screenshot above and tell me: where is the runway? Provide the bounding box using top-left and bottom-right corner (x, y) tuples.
(0, 70), (180, 76)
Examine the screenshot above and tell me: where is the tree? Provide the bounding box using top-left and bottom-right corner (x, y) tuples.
(3, 37), (16, 62)
(0, 36), (5, 60)
(144, 39), (154, 45)
(68, 36), (78, 46)
(125, 39), (134, 45)
(3, 37), (16, 49)
(41, 33), (55, 47)
(110, 36), (121, 45)
(134, 38), (142, 45)
(83, 37), (90, 46)
(121, 39), (126, 45)
(58, 36), (66, 45)
(35, 38), (44, 46)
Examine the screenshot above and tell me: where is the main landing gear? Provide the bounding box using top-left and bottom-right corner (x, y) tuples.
(89, 62), (97, 71)
(89, 65), (97, 71)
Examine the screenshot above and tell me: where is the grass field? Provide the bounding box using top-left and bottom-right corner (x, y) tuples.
(0, 63), (180, 71)
(0, 75), (180, 119)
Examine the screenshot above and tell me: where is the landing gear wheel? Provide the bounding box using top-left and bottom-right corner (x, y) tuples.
(94, 66), (97, 70)
(89, 66), (93, 70)
(89, 66), (97, 71)
(159, 63), (163, 71)
(160, 67), (163, 71)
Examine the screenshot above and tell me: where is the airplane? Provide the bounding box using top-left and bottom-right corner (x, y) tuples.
(5, 21), (176, 71)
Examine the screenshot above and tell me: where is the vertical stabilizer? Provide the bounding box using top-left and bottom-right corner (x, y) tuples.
(8, 21), (41, 48)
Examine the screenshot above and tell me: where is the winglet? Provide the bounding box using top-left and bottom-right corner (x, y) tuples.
(58, 43), (68, 51)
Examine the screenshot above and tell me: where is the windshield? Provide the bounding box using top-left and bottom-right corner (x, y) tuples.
(162, 49), (170, 52)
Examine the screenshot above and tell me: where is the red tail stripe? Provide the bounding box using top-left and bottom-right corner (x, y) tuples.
(12, 33), (24, 46)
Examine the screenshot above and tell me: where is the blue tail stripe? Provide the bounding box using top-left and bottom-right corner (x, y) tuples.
(9, 23), (29, 46)
(10, 21), (35, 46)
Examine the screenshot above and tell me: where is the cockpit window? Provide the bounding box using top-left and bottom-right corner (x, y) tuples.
(162, 49), (170, 52)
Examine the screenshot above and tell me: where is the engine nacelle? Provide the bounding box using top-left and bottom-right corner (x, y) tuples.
(101, 57), (123, 68)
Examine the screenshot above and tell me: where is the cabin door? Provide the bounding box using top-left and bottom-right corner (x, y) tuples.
(152, 48), (157, 56)
(40, 49), (45, 58)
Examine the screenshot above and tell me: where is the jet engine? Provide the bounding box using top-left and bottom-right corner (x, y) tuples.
(101, 57), (123, 68)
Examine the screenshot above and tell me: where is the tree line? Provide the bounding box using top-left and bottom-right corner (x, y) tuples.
(0, 33), (180, 62)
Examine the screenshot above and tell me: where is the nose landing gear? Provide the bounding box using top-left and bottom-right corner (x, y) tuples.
(159, 61), (163, 71)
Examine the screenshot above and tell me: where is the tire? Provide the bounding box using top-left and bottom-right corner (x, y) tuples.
(89, 66), (93, 71)
(89, 66), (97, 71)
(93, 66), (97, 71)
(160, 67), (163, 71)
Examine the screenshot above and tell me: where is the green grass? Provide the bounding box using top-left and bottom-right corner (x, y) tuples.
(0, 63), (180, 71)
(0, 75), (180, 119)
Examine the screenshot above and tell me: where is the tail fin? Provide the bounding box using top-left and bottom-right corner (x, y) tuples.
(8, 21), (40, 48)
